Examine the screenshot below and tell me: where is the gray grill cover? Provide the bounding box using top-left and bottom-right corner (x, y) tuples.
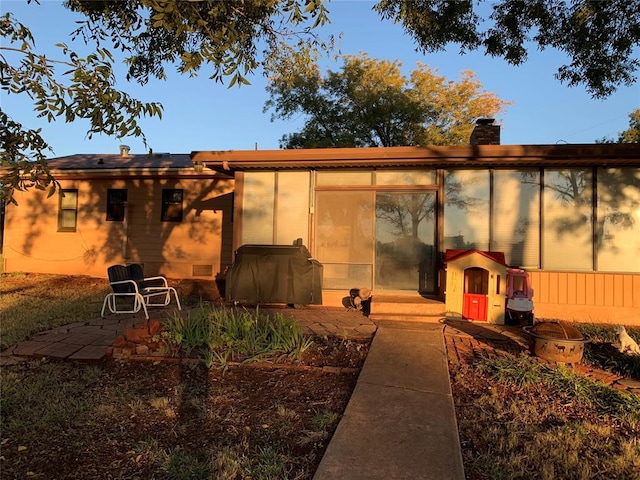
(226, 245), (323, 305)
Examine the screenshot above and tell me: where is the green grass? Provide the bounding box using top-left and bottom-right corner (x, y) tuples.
(453, 354), (640, 480)
(0, 273), (110, 349)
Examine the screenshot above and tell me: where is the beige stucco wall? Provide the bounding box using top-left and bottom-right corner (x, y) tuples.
(3, 176), (234, 280)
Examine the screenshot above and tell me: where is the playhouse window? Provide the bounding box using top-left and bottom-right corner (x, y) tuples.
(464, 267), (489, 295)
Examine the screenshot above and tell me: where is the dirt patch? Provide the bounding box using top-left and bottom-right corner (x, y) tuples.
(1, 335), (369, 480)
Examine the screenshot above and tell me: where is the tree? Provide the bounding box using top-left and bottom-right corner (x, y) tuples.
(1, 0), (330, 203)
(597, 109), (640, 144)
(374, 0), (640, 98)
(264, 51), (511, 148)
(617, 108), (640, 143)
(1, 12), (164, 203)
(3, 0), (636, 201)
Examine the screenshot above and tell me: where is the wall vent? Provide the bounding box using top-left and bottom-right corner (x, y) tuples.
(192, 265), (214, 277)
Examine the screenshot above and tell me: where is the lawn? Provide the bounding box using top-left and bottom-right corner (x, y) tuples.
(451, 323), (640, 480)
(0, 273), (368, 479)
(1, 273), (640, 479)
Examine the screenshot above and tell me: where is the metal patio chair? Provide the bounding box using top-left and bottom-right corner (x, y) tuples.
(100, 264), (181, 319)
(126, 263), (182, 313)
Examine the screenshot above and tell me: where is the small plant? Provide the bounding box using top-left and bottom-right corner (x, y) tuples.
(311, 409), (339, 431)
(165, 449), (211, 480)
(211, 446), (243, 480)
(251, 445), (291, 480)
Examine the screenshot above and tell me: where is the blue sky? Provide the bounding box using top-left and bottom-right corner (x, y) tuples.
(3, 0), (639, 157)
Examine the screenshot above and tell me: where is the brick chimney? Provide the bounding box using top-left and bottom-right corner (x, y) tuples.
(470, 118), (500, 145)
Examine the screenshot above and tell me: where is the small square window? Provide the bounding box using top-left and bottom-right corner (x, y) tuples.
(106, 189), (128, 221)
(161, 189), (183, 222)
(58, 189), (78, 232)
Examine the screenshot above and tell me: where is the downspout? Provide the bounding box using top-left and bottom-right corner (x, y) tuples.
(309, 170), (316, 253)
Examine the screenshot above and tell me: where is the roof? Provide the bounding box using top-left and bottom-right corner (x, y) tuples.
(9, 153), (230, 179)
(45, 153), (193, 171)
(191, 143), (640, 173)
(444, 249), (507, 266)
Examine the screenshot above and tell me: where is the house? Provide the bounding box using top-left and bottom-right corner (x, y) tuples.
(2, 123), (639, 324)
(1, 148), (235, 285)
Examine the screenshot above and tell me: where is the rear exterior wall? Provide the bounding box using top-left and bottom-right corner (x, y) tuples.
(2, 176), (234, 280)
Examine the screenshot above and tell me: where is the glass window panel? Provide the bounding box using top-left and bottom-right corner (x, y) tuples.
(597, 167), (640, 272)
(60, 210), (76, 228)
(242, 172), (275, 244)
(492, 170), (540, 268)
(375, 192), (436, 292)
(161, 189), (183, 222)
(375, 170), (436, 185)
(60, 191), (77, 209)
(321, 264), (372, 290)
(443, 170), (490, 251)
(315, 191), (375, 289)
(543, 169), (593, 270)
(58, 190), (77, 231)
(316, 170), (372, 186)
(106, 188), (127, 221)
(276, 171), (310, 245)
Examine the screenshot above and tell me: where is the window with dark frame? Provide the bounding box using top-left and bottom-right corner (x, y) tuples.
(106, 189), (128, 221)
(161, 189), (183, 222)
(57, 189), (78, 232)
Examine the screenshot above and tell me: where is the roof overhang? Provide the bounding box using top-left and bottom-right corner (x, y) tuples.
(191, 144), (640, 175)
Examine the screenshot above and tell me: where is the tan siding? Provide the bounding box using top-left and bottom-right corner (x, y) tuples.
(533, 272), (543, 303)
(623, 275), (635, 307)
(548, 272), (558, 304)
(529, 272), (640, 308)
(576, 274), (586, 305)
(594, 275), (605, 306)
(613, 275), (624, 307)
(3, 176), (234, 279)
(558, 273), (568, 304)
(602, 274), (613, 307)
(585, 274), (595, 304)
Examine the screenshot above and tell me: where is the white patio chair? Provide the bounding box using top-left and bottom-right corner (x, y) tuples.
(100, 264), (181, 319)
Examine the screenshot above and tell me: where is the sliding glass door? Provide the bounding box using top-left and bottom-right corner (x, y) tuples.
(375, 192), (436, 292)
(315, 190), (437, 293)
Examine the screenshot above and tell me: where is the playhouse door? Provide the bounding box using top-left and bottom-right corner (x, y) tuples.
(462, 267), (489, 321)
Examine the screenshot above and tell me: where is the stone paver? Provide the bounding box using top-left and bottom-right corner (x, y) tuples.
(12, 340), (52, 356)
(69, 345), (111, 361)
(33, 342), (84, 359)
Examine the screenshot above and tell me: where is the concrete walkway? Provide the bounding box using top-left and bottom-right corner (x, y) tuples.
(314, 321), (465, 480)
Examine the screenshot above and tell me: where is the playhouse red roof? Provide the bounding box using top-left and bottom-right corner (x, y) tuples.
(444, 249), (507, 266)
